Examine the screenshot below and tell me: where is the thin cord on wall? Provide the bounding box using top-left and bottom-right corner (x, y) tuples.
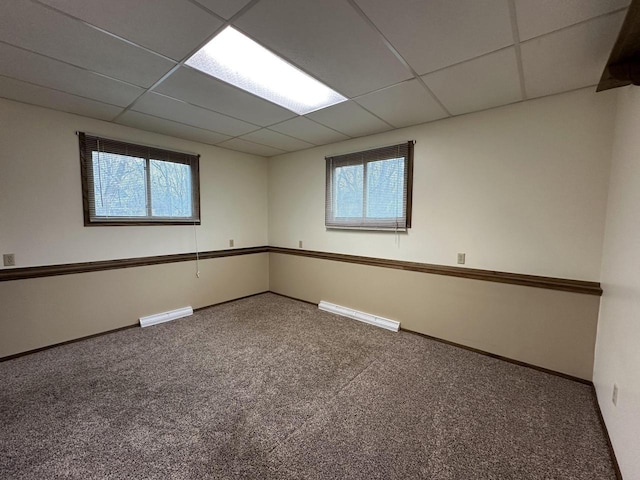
(395, 143), (401, 248)
(193, 222), (200, 278)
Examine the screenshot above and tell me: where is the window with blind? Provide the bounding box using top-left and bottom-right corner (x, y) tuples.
(325, 141), (413, 230)
(78, 133), (200, 226)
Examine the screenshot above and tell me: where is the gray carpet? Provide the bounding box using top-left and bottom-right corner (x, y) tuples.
(0, 292), (615, 479)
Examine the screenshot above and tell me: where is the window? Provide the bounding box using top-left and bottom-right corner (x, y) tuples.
(78, 133), (200, 225)
(325, 141), (413, 230)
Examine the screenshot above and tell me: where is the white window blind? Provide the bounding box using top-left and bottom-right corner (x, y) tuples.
(325, 141), (413, 230)
(78, 133), (200, 225)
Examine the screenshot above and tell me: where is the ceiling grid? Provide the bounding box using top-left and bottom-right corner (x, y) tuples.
(0, 0), (630, 155)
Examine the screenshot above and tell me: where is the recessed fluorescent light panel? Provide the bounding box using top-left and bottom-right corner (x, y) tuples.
(186, 26), (347, 115)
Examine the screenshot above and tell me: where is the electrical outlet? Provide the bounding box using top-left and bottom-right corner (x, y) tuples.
(3, 254), (15, 266)
(612, 384), (618, 406)
(299, 240), (303, 248)
(457, 253), (465, 265)
(229, 239), (234, 248)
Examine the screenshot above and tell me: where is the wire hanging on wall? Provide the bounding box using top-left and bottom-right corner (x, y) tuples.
(193, 221), (200, 279)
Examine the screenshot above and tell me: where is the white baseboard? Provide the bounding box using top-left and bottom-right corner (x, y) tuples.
(139, 306), (193, 328)
(318, 301), (400, 332)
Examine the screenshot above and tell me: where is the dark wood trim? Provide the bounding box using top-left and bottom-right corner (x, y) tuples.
(405, 140), (414, 228)
(3, 289), (620, 479)
(0, 324), (139, 363)
(78, 132), (202, 226)
(78, 132), (91, 227)
(268, 290), (594, 385)
(2, 287), (603, 388)
(325, 141), (413, 230)
(83, 220), (202, 227)
(592, 387), (624, 480)
(1, 246), (602, 295)
(290, 289), (621, 475)
(0, 246), (269, 282)
(597, 0), (640, 92)
(192, 291), (269, 312)
(401, 327), (592, 385)
(0, 291), (271, 362)
(269, 247), (602, 296)
(268, 291), (318, 306)
(379, 316), (621, 475)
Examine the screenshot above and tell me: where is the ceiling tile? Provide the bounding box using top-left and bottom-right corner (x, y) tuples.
(306, 101), (392, 137)
(117, 111), (231, 145)
(355, 80), (449, 128)
(269, 117), (350, 145)
(234, 0), (411, 97)
(521, 12), (625, 99)
(240, 129), (314, 152)
(0, 75), (122, 120)
(0, 43), (143, 107)
(515, 0), (630, 41)
(39, 0), (223, 60)
(422, 48), (522, 116)
(217, 138), (287, 157)
(0, 0), (175, 87)
(355, 0), (513, 75)
(192, 0), (252, 19)
(132, 92), (259, 136)
(154, 67), (296, 126)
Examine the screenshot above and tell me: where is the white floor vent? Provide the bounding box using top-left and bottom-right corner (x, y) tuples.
(139, 306), (193, 328)
(318, 301), (400, 332)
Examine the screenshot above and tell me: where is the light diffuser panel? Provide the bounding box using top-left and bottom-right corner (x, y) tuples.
(186, 27), (346, 115)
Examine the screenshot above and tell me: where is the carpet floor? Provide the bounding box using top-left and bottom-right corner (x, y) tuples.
(0, 292), (616, 479)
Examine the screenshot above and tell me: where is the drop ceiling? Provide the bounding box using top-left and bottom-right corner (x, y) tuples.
(0, 0), (629, 157)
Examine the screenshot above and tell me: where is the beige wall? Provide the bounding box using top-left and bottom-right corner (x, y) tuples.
(0, 98), (270, 357)
(0, 98), (268, 268)
(269, 87), (616, 280)
(594, 86), (640, 480)
(0, 89), (620, 386)
(0, 253), (269, 358)
(270, 252), (600, 380)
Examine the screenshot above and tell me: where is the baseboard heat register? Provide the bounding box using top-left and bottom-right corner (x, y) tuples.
(318, 301), (400, 332)
(139, 306), (193, 328)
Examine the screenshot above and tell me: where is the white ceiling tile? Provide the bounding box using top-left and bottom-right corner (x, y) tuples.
(0, 0), (175, 87)
(355, 80), (449, 128)
(154, 67), (296, 126)
(193, 0), (252, 19)
(422, 48), (522, 116)
(241, 129), (314, 152)
(515, 0), (630, 41)
(217, 138), (287, 157)
(133, 92), (259, 136)
(234, 0), (411, 97)
(306, 101), (392, 137)
(0, 76), (122, 120)
(39, 0), (223, 60)
(0, 0), (625, 153)
(355, 0), (513, 75)
(270, 117), (350, 145)
(0, 43), (143, 107)
(117, 111), (231, 145)
(521, 12), (625, 99)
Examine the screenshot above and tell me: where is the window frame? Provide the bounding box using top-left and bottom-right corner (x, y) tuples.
(325, 141), (413, 231)
(78, 132), (201, 226)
